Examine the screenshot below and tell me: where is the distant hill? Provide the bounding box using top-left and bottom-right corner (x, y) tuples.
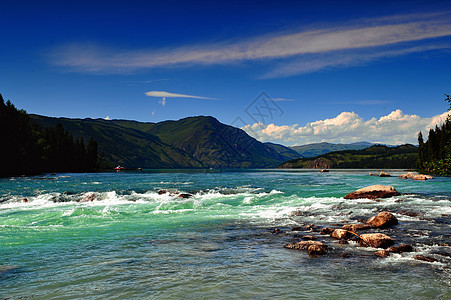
(279, 144), (418, 169)
(264, 142), (301, 160)
(31, 115), (297, 169)
(290, 142), (374, 158)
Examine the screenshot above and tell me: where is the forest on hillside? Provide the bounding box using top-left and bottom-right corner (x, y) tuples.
(0, 94), (99, 177)
(417, 94), (451, 175)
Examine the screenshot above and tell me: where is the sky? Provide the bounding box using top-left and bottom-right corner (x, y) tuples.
(1, 0), (450, 146)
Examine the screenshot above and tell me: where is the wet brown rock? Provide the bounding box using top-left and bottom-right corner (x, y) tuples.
(360, 233), (394, 248)
(305, 224), (316, 231)
(374, 250), (390, 257)
(308, 244), (328, 256)
(284, 240), (326, 251)
(158, 190), (168, 195)
(320, 227), (335, 235)
(414, 255), (437, 263)
(398, 172), (416, 179)
(388, 245), (413, 253)
(342, 224), (372, 232)
(330, 229), (350, 240)
(413, 174), (434, 181)
(291, 226), (303, 231)
(301, 235), (316, 240)
(365, 211), (398, 228)
(379, 171), (391, 177)
(178, 193), (193, 199)
(320, 169), (329, 173)
(344, 185), (400, 200)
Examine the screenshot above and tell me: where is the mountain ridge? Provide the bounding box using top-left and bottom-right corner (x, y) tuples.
(30, 115), (297, 169)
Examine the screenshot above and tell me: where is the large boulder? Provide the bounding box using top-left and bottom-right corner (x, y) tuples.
(360, 233), (394, 248)
(344, 185), (400, 199)
(365, 211), (398, 228)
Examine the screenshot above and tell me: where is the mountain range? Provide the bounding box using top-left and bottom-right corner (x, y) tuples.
(31, 115), (299, 168)
(290, 142), (375, 158)
(31, 115), (397, 169)
(279, 144), (418, 169)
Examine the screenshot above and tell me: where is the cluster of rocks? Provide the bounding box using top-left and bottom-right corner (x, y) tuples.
(282, 185), (440, 263)
(398, 172), (434, 181)
(368, 171), (434, 181)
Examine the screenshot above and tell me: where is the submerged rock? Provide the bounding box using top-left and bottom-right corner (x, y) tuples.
(360, 233), (394, 248)
(308, 244), (328, 256)
(301, 235), (316, 240)
(414, 255), (437, 263)
(320, 227), (335, 235)
(379, 171), (391, 177)
(365, 211), (398, 228)
(388, 244), (413, 253)
(374, 250), (390, 257)
(178, 193), (193, 199)
(342, 224), (372, 232)
(284, 240), (326, 251)
(344, 185), (400, 200)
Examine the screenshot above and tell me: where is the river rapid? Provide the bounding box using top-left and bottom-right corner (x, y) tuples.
(0, 169), (450, 299)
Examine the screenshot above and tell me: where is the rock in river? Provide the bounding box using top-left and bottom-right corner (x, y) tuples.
(365, 211), (398, 229)
(284, 240), (328, 256)
(344, 185), (400, 200)
(360, 233), (394, 248)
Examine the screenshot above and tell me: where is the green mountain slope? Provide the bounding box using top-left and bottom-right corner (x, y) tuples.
(291, 142), (373, 158)
(127, 116), (293, 168)
(279, 144), (418, 169)
(30, 115), (203, 168)
(31, 115), (295, 169)
(264, 142), (301, 160)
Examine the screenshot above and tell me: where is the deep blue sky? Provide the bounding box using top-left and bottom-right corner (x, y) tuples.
(1, 0), (450, 145)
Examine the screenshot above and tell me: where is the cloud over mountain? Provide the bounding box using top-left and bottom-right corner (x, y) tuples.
(242, 110), (450, 145)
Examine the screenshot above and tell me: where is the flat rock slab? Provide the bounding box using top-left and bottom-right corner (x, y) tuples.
(344, 185), (400, 199)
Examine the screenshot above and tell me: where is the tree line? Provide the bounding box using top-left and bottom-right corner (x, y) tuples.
(417, 94), (451, 175)
(0, 94), (98, 177)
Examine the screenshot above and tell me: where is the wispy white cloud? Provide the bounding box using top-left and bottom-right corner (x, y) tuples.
(145, 90), (217, 107)
(242, 110), (451, 146)
(145, 90), (216, 99)
(49, 12), (451, 75)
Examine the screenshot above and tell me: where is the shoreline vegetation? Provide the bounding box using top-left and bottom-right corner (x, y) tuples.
(417, 94), (451, 176)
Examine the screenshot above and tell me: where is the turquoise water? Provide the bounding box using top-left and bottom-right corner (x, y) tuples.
(0, 169), (450, 299)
